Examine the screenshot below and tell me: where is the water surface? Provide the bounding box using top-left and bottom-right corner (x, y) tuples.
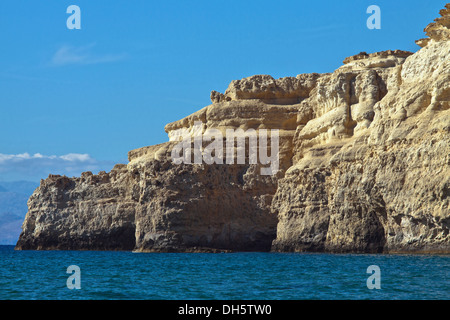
(0, 246), (448, 300)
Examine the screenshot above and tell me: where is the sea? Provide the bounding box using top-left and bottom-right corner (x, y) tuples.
(0, 245), (449, 300)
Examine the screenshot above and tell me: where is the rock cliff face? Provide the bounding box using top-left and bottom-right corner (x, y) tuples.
(16, 5), (450, 253)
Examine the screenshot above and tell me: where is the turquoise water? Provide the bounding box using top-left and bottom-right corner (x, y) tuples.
(0, 245), (448, 300)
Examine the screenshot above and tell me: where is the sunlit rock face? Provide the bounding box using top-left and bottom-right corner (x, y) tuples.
(16, 4), (450, 253)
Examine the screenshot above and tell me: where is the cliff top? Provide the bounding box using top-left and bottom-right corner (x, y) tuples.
(416, 3), (450, 47)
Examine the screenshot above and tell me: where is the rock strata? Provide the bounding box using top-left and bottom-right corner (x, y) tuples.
(16, 5), (450, 253)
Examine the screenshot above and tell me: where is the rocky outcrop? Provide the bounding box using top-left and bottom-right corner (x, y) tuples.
(416, 4), (450, 47)
(210, 73), (321, 105)
(272, 4), (450, 253)
(16, 4), (450, 253)
(16, 166), (137, 250)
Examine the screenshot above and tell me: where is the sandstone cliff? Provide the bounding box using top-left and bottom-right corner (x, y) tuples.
(16, 5), (450, 253)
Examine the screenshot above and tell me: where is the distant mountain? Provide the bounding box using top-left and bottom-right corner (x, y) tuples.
(0, 181), (39, 245)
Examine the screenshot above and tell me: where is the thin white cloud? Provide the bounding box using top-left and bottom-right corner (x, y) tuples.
(51, 44), (126, 66)
(0, 152), (116, 181)
(0, 152), (91, 163)
(59, 153), (91, 162)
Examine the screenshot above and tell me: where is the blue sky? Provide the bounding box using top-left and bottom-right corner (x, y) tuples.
(0, 0), (446, 181)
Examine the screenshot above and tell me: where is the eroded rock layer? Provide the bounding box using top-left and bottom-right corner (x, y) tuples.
(16, 5), (450, 253)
